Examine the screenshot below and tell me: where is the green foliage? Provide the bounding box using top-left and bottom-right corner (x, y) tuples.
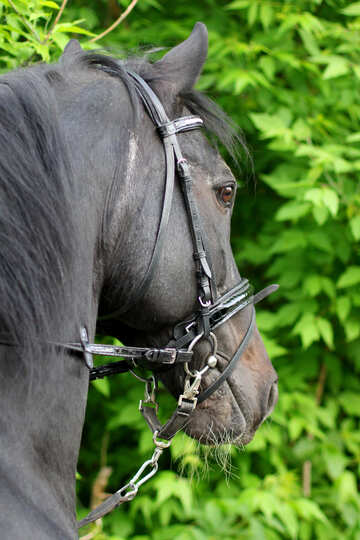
(2, 1), (360, 539)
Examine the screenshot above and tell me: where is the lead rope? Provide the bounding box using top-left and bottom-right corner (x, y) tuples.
(78, 334), (218, 529)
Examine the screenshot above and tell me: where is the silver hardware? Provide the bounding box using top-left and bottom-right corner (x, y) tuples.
(198, 295), (211, 307)
(162, 347), (177, 364)
(139, 375), (158, 412)
(207, 355), (217, 368)
(153, 430), (172, 449)
(178, 394), (198, 410)
(184, 331), (217, 377)
(185, 321), (196, 333)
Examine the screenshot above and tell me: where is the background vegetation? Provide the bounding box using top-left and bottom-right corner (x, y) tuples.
(1, 0), (360, 538)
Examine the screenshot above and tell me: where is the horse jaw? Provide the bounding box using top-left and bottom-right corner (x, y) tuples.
(159, 308), (278, 447)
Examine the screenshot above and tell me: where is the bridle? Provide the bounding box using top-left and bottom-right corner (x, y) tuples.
(76, 70), (278, 527)
(0, 68), (278, 528)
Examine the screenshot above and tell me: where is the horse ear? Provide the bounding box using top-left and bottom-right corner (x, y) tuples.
(60, 39), (83, 63)
(155, 22), (208, 95)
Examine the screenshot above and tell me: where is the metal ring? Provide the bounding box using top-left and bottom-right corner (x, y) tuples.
(185, 331), (218, 377)
(153, 431), (172, 449)
(129, 369), (153, 384)
(198, 295), (211, 308)
(187, 332), (204, 352)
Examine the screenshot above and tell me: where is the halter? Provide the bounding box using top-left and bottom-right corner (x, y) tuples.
(0, 69), (278, 528)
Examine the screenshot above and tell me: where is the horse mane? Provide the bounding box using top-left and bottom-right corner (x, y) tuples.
(0, 49), (247, 354)
(0, 65), (77, 351)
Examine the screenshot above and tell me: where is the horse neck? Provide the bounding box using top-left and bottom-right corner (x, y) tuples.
(0, 239), (98, 540)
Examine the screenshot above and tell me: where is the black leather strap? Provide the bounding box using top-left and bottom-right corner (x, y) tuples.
(100, 70), (213, 323)
(140, 396), (194, 440)
(197, 307), (256, 403)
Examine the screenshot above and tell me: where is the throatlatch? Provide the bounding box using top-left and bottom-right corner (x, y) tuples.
(76, 70), (278, 528)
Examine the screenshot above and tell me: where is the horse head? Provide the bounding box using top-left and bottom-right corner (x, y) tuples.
(0, 23), (278, 538)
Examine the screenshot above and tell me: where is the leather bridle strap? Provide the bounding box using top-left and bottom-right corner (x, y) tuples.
(139, 307), (255, 438)
(197, 308), (255, 403)
(100, 69), (214, 332)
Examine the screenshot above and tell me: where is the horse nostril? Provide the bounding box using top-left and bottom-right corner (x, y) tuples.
(267, 380), (278, 413)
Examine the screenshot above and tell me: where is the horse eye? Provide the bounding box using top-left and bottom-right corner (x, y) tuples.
(217, 185), (235, 206)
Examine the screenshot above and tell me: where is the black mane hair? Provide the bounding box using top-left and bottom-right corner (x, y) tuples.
(0, 66), (77, 358)
(0, 49), (247, 359)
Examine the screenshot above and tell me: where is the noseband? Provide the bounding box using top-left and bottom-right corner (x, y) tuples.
(0, 69), (278, 528)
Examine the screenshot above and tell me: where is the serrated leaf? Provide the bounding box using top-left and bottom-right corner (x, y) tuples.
(337, 266), (360, 288)
(336, 296), (351, 322)
(293, 313), (320, 348)
(321, 277), (336, 299)
(54, 24), (95, 36)
(342, 2), (360, 16)
(350, 215), (360, 240)
(323, 57), (349, 79)
(323, 448), (348, 480)
(248, 2), (258, 26)
(316, 317), (334, 349)
(260, 3), (273, 29)
(322, 188), (339, 216)
(293, 499), (327, 522)
(275, 201), (311, 221)
(303, 275), (322, 297)
(39, 0), (59, 8)
(339, 392), (360, 416)
(344, 318), (360, 341)
(312, 205), (328, 225)
(225, 0), (250, 9)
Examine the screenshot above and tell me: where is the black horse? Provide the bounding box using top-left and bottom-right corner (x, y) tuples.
(0, 23), (278, 539)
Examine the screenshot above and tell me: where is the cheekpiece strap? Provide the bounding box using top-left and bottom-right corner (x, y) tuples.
(157, 116), (203, 138)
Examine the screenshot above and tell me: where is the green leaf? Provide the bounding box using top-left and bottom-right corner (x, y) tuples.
(335, 471), (359, 505)
(344, 318), (360, 341)
(350, 215), (360, 240)
(54, 23), (95, 36)
(259, 3), (273, 29)
(248, 2), (258, 26)
(270, 230), (307, 253)
(91, 378), (110, 397)
(293, 499), (327, 523)
(39, 0), (59, 8)
(336, 296), (351, 322)
(322, 57), (349, 79)
(337, 266), (360, 288)
(275, 201), (311, 221)
(316, 317), (334, 349)
(250, 112), (288, 138)
(303, 275), (322, 296)
(293, 313), (320, 348)
(323, 448), (348, 480)
(341, 2), (360, 16)
(277, 504), (299, 538)
(225, 0), (250, 9)
(312, 205), (329, 225)
(322, 188), (339, 216)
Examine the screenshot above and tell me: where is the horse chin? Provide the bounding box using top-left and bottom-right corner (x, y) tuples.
(182, 389), (257, 447)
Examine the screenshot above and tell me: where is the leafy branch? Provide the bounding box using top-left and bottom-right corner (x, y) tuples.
(42, 0), (68, 44)
(90, 0), (139, 43)
(7, 0), (41, 42)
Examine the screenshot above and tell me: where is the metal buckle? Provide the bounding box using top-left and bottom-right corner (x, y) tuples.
(161, 348), (177, 364)
(177, 394), (197, 412)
